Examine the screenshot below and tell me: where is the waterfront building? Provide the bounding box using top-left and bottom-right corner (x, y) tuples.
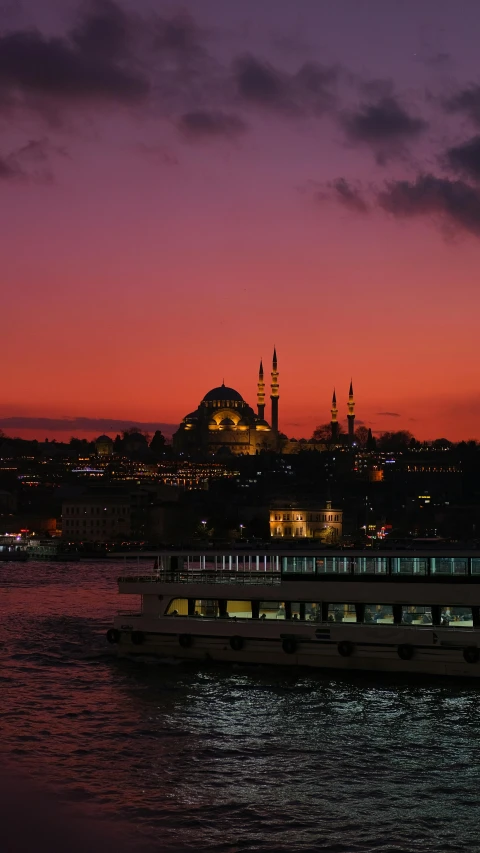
(62, 495), (131, 542)
(270, 500), (343, 541)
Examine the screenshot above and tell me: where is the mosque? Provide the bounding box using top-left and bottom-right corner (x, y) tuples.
(174, 350), (357, 456)
(173, 350), (279, 456)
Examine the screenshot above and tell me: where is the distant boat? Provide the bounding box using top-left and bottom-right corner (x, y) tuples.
(0, 550), (28, 562)
(27, 542), (80, 562)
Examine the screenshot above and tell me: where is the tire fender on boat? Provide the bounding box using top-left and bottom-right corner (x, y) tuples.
(106, 628), (120, 645)
(179, 633), (193, 649)
(131, 630), (145, 646)
(282, 637), (297, 655)
(229, 635), (244, 651)
(397, 643), (414, 660)
(463, 646), (479, 664)
(337, 640), (354, 658)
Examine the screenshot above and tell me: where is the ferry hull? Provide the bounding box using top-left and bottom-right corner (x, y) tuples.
(113, 621), (480, 678)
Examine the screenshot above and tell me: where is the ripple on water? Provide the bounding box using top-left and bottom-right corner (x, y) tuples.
(2, 560), (480, 852)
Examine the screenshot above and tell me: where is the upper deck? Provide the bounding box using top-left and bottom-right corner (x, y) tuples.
(115, 548), (480, 588)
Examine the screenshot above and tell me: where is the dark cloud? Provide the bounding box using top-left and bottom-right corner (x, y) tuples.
(154, 11), (203, 55)
(0, 2), (149, 115)
(378, 173), (480, 236)
(178, 110), (247, 140)
(235, 55), (287, 109)
(233, 54), (337, 116)
(342, 96), (427, 151)
(70, 0), (131, 60)
(328, 177), (368, 212)
(377, 412), (400, 417)
(444, 85), (480, 126)
(0, 416), (176, 438)
(446, 135), (480, 181)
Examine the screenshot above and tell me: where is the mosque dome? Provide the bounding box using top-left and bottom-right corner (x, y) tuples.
(203, 383), (244, 403)
(95, 434), (113, 456)
(219, 417), (235, 426)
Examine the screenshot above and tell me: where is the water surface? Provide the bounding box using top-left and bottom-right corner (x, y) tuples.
(2, 560), (479, 852)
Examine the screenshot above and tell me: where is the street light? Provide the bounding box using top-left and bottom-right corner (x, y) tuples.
(239, 524), (245, 540)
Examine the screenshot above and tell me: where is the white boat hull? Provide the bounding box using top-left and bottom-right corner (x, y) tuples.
(113, 616), (480, 678)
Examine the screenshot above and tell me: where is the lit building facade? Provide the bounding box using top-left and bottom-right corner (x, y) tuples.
(174, 351), (279, 456)
(270, 501), (343, 541)
(95, 435), (114, 456)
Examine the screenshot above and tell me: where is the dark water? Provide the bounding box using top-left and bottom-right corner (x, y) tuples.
(2, 561), (480, 853)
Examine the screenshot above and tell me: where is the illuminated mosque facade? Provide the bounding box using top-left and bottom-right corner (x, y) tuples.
(174, 349), (356, 456)
(174, 350), (279, 456)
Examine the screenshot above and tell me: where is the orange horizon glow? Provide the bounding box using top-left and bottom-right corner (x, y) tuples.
(2, 1), (480, 445)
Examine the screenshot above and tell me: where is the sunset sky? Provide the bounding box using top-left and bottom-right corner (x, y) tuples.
(1, 0), (480, 442)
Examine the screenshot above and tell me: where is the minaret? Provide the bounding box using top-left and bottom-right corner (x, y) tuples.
(270, 347), (279, 432)
(347, 379), (355, 444)
(257, 359), (265, 419)
(331, 389), (339, 442)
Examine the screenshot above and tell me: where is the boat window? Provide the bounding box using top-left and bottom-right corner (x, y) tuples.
(166, 598), (189, 615)
(259, 601), (285, 619)
(305, 603), (322, 621)
(402, 606), (432, 625)
(226, 600), (252, 618)
(431, 558), (467, 575)
(391, 557), (427, 575)
(364, 605), (394, 624)
(354, 558), (388, 574)
(198, 599), (218, 618)
(328, 604), (356, 623)
(472, 559), (480, 575)
(316, 557), (351, 573)
(281, 556), (316, 573)
(290, 602), (301, 620)
(440, 607), (472, 626)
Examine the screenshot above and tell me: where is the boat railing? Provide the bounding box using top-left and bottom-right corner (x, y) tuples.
(118, 571), (282, 585)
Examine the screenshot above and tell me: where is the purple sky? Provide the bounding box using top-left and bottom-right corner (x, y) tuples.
(2, 0), (480, 442)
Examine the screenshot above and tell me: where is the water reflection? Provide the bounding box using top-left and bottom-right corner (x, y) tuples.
(2, 561), (480, 852)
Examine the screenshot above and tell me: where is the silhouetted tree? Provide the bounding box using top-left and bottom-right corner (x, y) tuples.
(355, 426), (369, 447)
(432, 438), (452, 449)
(377, 430), (414, 451)
(150, 430), (166, 456)
(312, 422), (344, 442)
(366, 428), (376, 451)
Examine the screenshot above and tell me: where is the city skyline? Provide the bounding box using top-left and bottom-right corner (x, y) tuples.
(2, 0), (480, 442)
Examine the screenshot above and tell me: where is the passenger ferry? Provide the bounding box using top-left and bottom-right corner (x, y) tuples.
(107, 549), (480, 677)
